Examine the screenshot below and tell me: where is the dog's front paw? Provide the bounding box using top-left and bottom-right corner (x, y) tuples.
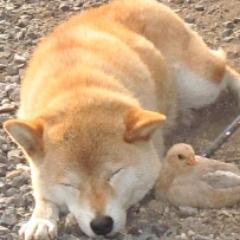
(19, 218), (57, 240)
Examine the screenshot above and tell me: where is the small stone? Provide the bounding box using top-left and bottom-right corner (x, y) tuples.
(0, 114), (11, 124)
(0, 136), (6, 145)
(0, 163), (7, 177)
(6, 83), (20, 102)
(234, 17), (240, 24)
(223, 36), (234, 42)
(188, 230), (196, 237)
(4, 75), (20, 83)
(6, 67), (19, 76)
(7, 149), (22, 163)
(72, 6), (81, 11)
(6, 169), (24, 179)
(6, 194), (24, 208)
(17, 20), (27, 28)
(0, 196), (7, 205)
(164, 206), (170, 214)
(1, 98), (10, 105)
(59, 3), (70, 11)
(20, 184), (32, 194)
(174, 9), (181, 14)
(193, 234), (213, 240)
(140, 233), (162, 240)
(5, 187), (19, 197)
(0, 63), (6, 70)
(75, 0), (84, 7)
(2, 144), (11, 152)
(0, 105), (16, 114)
(0, 58), (8, 65)
(6, 233), (19, 240)
(16, 164), (30, 172)
(26, 32), (38, 40)
(224, 21), (234, 29)
(14, 0), (25, 7)
(16, 30), (26, 40)
(178, 206), (198, 217)
(222, 29), (233, 37)
(0, 90), (7, 99)
(180, 233), (188, 240)
(17, 63), (25, 69)
(148, 200), (164, 214)
(13, 54), (26, 64)
(0, 34), (8, 40)
(151, 224), (169, 238)
(0, 179), (5, 189)
(0, 209), (17, 226)
(10, 174), (29, 187)
(128, 226), (142, 235)
(195, 5), (204, 11)
(185, 15), (195, 24)
(6, 84), (20, 102)
(0, 154), (7, 164)
(0, 52), (11, 59)
(20, 193), (33, 208)
(5, 83), (18, 93)
(174, 0), (184, 3)
(0, 225), (10, 234)
(139, 206), (146, 214)
(4, 196), (18, 206)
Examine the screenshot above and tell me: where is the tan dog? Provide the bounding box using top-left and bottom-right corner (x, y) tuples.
(157, 144), (240, 208)
(3, 0), (240, 239)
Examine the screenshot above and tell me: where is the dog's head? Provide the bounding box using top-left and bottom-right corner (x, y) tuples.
(4, 105), (165, 237)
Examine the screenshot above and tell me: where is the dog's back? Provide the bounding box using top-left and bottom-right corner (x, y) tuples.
(19, 0), (176, 121)
(19, 0), (230, 127)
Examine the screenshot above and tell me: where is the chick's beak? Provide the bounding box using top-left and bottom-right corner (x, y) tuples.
(187, 156), (197, 165)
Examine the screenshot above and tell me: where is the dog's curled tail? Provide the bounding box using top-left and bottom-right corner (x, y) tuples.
(212, 48), (240, 102)
(224, 65), (240, 102)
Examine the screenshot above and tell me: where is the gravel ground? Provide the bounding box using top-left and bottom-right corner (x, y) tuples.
(1, 0), (240, 239)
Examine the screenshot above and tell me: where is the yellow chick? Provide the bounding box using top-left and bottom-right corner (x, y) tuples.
(156, 143), (240, 208)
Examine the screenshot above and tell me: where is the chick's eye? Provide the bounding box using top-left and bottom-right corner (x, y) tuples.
(177, 154), (185, 160)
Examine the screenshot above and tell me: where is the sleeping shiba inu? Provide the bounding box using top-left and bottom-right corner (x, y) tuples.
(4, 0), (240, 239)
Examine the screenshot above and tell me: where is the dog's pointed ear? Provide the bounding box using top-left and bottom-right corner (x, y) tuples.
(3, 119), (44, 155)
(124, 107), (166, 142)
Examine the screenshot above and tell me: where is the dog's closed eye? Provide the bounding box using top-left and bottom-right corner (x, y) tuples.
(60, 183), (80, 190)
(108, 168), (124, 182)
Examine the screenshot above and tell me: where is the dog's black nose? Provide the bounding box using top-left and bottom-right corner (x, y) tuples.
(90, 215), (113, 235)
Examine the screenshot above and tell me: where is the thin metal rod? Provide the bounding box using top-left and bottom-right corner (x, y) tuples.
(201, 113), (240, 158)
